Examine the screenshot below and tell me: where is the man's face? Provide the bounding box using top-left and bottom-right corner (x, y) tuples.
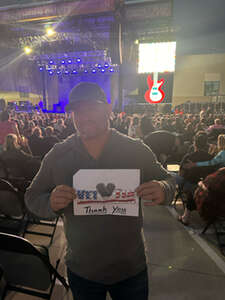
(71, 100), (112, 140)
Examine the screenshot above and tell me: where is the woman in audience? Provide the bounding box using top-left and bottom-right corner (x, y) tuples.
(0, 110), (21, 153)
(0, 134), (41, 180)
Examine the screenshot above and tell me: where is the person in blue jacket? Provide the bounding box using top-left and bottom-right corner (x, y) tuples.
(185, 134), (225, 169)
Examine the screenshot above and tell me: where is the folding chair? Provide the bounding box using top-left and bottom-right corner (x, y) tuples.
(0, 178), (27, 235)
(0, 232), (69, 299)
(172, 185), (188, 209)
(0, 158), (8, 179)
(0, 159), (58, 245)
(24, 215), (60, 247)
(0, 265), (7, 299)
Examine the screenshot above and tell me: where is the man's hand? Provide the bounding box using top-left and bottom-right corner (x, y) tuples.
(50, 185), (76, 212)
(135, 180), (165, 206)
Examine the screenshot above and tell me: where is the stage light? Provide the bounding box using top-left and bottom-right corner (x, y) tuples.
(39, 66), (44, 71)
(72, 70), (77, 74)
(101, 69), (105, 73)
(57, 70), (61, 75)
(49, 60), (54, 64)
(64, 70), (69, 75)
(109, 68), (114, 72)
(68, 59), (72, 64)
(76, 58), (81, 63)
(104, 63), (109, 68)
(84, 69), (88, 73)
(49, 70), (54, 75)
(97, 64), (102, 68)
(92, 69), (97, 73)
(46, 28), (56, 37)
(61, 60), (65, 64)
(24, 46), (32, 55)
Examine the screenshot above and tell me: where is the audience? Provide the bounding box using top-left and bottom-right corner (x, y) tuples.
(0, 134), (40, 180)
(184, 134), (225, 169)
(176, 132), (216, 225)
(0, 104), (225, 229)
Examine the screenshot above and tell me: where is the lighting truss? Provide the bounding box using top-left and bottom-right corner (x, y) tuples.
(34, 50), (119, 75)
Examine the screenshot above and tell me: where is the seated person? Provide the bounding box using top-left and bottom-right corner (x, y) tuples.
(185, 134), (225, 169)
(28, 126), (46, 158)
(194, 167), (225, 224)
(128, 116), (141, 138)
(139, 115), (155, 138)
(41, 126), (60, 158)
(206, 118), (225, 141)
(0, 110), (21, 153)
(144, 130), (183, 167)
(0, 134), (41, 181)
(177, 132), (218, 225)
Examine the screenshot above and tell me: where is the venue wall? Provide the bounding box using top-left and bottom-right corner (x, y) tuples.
(173, 53), (225, 106)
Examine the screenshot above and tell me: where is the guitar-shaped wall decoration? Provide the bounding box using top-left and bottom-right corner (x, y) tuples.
(144, 73), (165, 104)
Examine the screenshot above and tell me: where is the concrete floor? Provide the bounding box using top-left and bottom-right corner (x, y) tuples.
(143, 204), (225, 300)
(3, 198), (225, 299)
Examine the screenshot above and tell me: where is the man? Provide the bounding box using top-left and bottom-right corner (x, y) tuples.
(41, 126), (60, 158)
(25, 82), (175, 300)
(206, 118), (225, 142)
(143, 130), (183, 167)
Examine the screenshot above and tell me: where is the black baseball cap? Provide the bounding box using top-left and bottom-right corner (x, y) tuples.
(66, 82), (107, 111)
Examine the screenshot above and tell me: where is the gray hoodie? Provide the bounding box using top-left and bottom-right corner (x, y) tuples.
(25, 129), (175, 284)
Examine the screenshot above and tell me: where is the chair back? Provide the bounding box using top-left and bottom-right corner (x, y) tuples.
(0, 178), (24, 217)
(0, 233), (51, 291)
(0, 158), (8, 178)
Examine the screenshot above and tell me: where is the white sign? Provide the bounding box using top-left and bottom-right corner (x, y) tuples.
(73, 169), (140, 217)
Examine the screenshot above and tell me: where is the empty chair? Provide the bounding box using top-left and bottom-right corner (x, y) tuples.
(0, 178), (26, 235)
(0, 232), (69, 299)
(0, 177), (59, 245)
(0, 265), (7, 299)
(0, 158), (8, 179)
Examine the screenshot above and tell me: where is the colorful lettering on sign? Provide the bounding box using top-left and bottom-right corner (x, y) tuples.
(144, 73), (165, 104)
(77, 190), (136, 205)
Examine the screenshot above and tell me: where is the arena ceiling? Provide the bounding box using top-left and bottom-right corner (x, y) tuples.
(0, 0), (173, 61)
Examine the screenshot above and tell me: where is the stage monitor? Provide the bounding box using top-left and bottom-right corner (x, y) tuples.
(138, 42), (176, 73)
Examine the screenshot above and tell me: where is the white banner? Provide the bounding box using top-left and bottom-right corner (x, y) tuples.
(73, 169), (140, 217)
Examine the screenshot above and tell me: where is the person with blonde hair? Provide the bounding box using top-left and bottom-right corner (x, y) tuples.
(3, 133), (19, 151)
(0, 111), (21, 152)
(0, 134), (40, 180)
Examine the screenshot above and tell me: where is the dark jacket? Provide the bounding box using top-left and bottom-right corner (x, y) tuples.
(25, 129), (175, 284)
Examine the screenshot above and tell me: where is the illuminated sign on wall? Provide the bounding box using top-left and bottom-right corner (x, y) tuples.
(138, 42), (176, 74)
(144, 73), (165, 104)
